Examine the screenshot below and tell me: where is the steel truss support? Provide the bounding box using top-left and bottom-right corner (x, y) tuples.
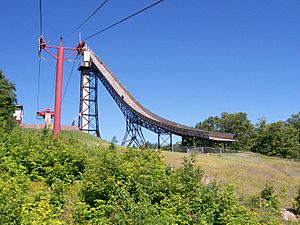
(78, 67), (100, 137)
(158, 133), (173, 151)
(121, 118), (146, 147)
(79, 58), (175, 148)
(93, 65), (171, 148)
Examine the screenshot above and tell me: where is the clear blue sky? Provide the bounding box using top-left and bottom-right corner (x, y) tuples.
(1, 0), (299, 143)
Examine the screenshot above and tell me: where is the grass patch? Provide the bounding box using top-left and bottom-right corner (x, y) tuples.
(162, 151), (300, 208)
(25, 129), (300, 209)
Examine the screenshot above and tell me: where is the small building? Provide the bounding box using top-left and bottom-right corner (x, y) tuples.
(13, 105), (23, 125)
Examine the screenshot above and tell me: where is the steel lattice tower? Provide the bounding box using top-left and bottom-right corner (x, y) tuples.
(78, 52), (100, 138)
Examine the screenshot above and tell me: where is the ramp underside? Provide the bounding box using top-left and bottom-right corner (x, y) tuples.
(88, 51), (234, 142)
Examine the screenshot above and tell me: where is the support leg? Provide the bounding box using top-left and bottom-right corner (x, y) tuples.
(121, 118), (146, 148)
(158, 133), (161, 149)
(170, 133), (173, 151)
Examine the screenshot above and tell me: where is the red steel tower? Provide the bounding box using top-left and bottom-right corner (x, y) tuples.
(38, 37), (84, 138)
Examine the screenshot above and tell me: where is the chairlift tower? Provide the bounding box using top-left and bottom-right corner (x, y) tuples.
(36, 108), (54, 128)
(38, 37), (85, 139)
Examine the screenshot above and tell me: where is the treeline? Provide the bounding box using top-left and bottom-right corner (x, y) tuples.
(0, 70), (16, 132)
(185, 112), (300, 159)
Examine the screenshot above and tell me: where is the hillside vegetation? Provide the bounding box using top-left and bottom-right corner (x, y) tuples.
(163, 151), (300, 208)
(188, 112), (300, 160)
(1, 71), (299, 223)
(3, 128), (299, 224)
(0, 128), (254, 224)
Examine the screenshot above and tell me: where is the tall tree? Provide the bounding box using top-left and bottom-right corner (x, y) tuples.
(192, 112), (255, 151)
(195, 112), (255, 150)
(218, 112), (256, 150)
(195, 116), (220, 132)
(286, 112), (300, 132)
(0, 70), (16, 131)
(253, 121), (300, 159)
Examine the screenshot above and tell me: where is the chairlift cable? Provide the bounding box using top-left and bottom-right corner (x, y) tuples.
(37, 57), (42, 111)
(62, 56), (81, 103)
(37, 0), (43, 112)
(39, 0), (43, 36)
(84, 0), (165, 40)
(48, 67), (56, 108)
(69, 0), (110, 37)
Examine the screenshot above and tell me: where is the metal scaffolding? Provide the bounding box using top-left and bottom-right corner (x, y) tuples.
(78, 65), (100, 138)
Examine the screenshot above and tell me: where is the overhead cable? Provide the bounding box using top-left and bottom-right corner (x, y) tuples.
(84, 0), (165, 40)
(37, 57), (42, 111)
(37, 0), (43, 111)
(62, 56), (80, 103)
(39, 0), (43, 36)
(48, 67), (56, 108)
(69, 0), (110, 36)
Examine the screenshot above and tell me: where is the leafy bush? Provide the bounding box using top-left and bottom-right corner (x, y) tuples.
(74, 150), (258, 224)
(260, 184), (280, 211)
(0, 128), (263, 224)
(295, 187), (300, 214)
(0, 128), (87, 185)
(21, 181), (64, 225)
(249, 184), (280, 224)
(0, 128), (88, 224)
(0, 173), (29, 224)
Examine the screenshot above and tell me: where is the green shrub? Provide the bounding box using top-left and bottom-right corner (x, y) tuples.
(0, 128), (262, 224)
(260, 184), (280, 211)
(21, 181), (64, 225)
(75, 150), (258, 224)
(248, 184), (280, 224)
(295, 187), (300, 214)
(0, 173), (29, 224)
(0, 128), (87, 185)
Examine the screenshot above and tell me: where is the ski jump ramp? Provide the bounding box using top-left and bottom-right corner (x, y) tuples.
(78, 48), (234, 147)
